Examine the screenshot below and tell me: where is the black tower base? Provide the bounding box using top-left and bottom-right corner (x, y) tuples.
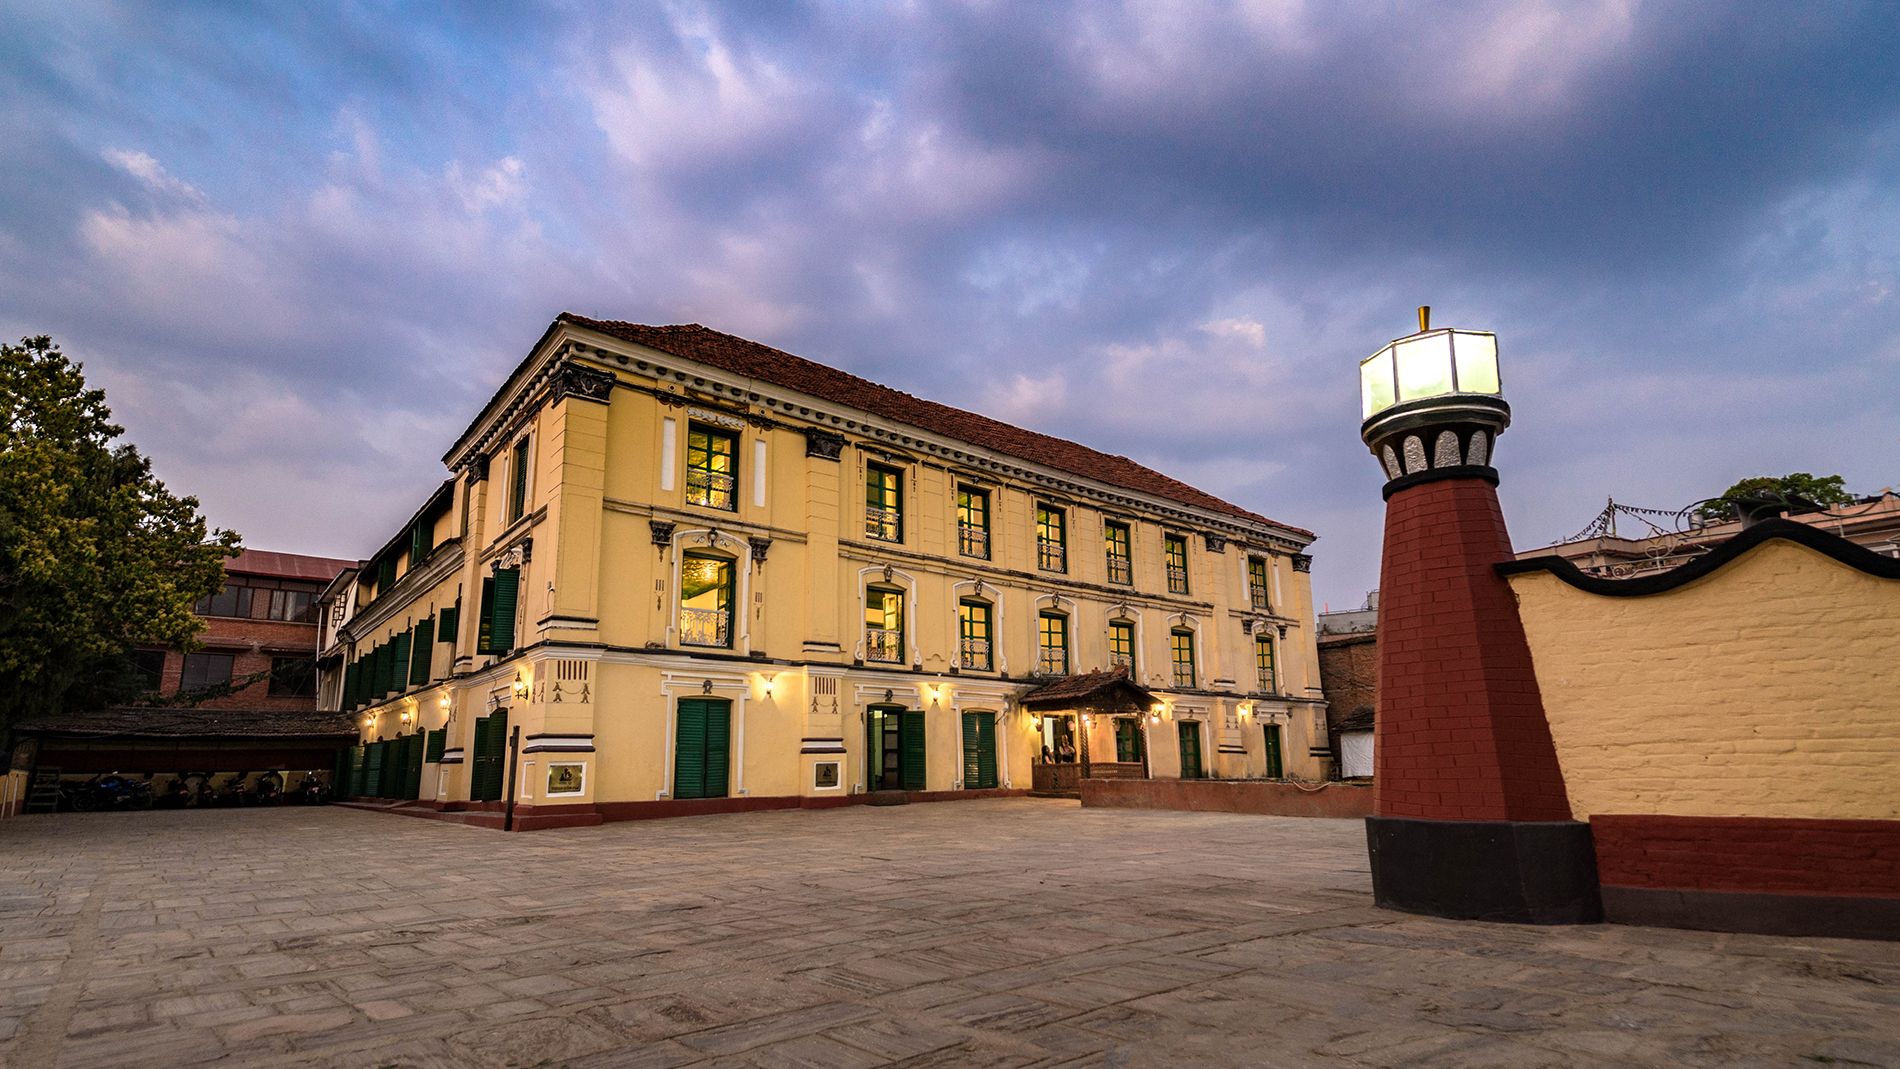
(1366, 816), (1603, 925)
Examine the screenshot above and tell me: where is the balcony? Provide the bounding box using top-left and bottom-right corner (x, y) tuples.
(865, 505), (901, 542)
(1038, 539), (1066, 572)
(679, 607), (731, 648)
(1036, 648), (1067, 676)
(1166, 565), (1189, 593)
(1258, 670), (1277, 694)
(1250, 588), (1270, 611)
(1107, 558), (1132, 585)
(1109, 652), (1134, 672)
(686, 469), (736, 511)
(865, 626), (904, 664)
(959, 637), (992, 671)
(1172, 664), (1195, 688)
(958, 524), (990, 558)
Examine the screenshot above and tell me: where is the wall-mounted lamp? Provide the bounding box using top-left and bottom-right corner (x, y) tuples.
(761, 673), (776, 699)
(513, 672), (528, 699)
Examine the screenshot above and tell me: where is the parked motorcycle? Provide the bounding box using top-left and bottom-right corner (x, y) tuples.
(155, 776), (193, 809)
(213, 772), (253, 807)
(254, 771), (284, 806)
(74, 773), (154, 811)
(288, 774), (332, 805)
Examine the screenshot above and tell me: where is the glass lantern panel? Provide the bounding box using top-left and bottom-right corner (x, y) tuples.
(1395, 332), (1454, 402)
(1360, 346), (1396, 418)
(1452, 332), (1500, 394)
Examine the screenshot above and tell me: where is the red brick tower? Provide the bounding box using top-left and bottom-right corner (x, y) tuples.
(1358, 309), (1600, 924)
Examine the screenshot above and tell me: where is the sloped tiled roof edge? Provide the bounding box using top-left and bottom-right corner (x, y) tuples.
(557, 315), (1314, 540)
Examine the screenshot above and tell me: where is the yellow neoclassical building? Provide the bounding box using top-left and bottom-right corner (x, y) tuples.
(319, 314), (1325, 828)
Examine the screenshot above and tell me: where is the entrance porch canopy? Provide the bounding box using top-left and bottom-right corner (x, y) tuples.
(1018, 666), (1156, 715)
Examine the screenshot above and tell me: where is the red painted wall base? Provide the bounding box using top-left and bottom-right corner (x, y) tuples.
(1080, 778), (1373, 818)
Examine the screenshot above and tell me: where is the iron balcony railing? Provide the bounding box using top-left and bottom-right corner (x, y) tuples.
(1167, 565), (1189, 593)
(1258, 670), (1277, 694)
(959, 637), (991, 670)
(865, 505), (901, 541)
(686, 469), (737, 511)
(1107, 557), (1132, 585)
(958, 523), (990, 558)
(1172, 663), (1195, 688)
(865, 626), (904, 663)
(679, 607), (731, 648)
(1251, 588), (1270, 611)
(1038, 539), (1066, 572)
(1037, 647), (1067, 676)
(1109, 652), (1134, 672)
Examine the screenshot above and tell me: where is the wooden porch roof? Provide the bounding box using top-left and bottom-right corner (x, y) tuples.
(1018, 667), (1156, 714)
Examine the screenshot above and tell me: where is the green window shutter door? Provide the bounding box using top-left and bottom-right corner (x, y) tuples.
(391, 633), (412, 694)
(367, 646), (382, 699)
(347, 745), (365, 797)
(978, 715), (997, 789)
(673, 700), (708, 800)
(377, 644), (393, 697)
(383, 739), (404, 799)
(1264, 725), (1283, 779)
(477, 579), (495, 653)
(425, 727), (446, 763)
(900, 710), (926, 792)
(489, 568), (519, 654)
(403, 733), (424, 799)
(409, 617), (433, 685)
(702, 700), (730, 799)
(473, 712), (508, 802)
(364, 740), (385, 797)
(1178, 723), (1201, 780)
(439, 603), (458, 645)
(961, 713), (980, 787)
(469, 715), (492, 801)
(342, 663), (359, 710)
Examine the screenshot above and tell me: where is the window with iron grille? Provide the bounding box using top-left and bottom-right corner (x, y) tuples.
(1170, 629), (1195, 688)
(1037, 612), (1069, 675)
(1248, 556), (1271, 611)
(956, 486), (990, 559)
(865, 464), (903, 542)
(958, 599), (992, 670)
(865, 586), (905, 663)
(1104, 521), (1132, 585)
(1036, 505), (1066, 572)
(1255, 636), (1277, 693)
(1165, 534), (1190, 594)
(679, 553), (735, 648)
(1108, 620), (1136, 675)
(685, 424), (739, 511)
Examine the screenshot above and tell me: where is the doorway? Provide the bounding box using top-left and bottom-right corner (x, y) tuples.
(866, 705), (924, 791)
(1178, 721), (1203, 780)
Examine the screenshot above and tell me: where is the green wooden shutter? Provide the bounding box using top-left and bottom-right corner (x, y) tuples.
(439, 602), (458, 646)
(342, 662), (360, 710)
(425, 727), (446, 763)
(961, 713), (979, 787)
(347, 745), (365, 797)
(387, 635), (408, 696)
(471, 712), (508, 802)
(477, 579), (495, 653)
(377, 643), (393, 698)
(900, 710), (926, 791)
(468, 715), (491, 800)
(976, 714), (997, 789)
(673, 700), (708, 800)
(382, 739), (404, 798)
(489, 569), (518, 654)
(1263, 724), (1283, 779)
(364, 740), (385, 797)
(704, 701), (731, 799)
(409, 617), (433, 685)
(411, 521), (429, 567)
(366, 645), (382, 699)
(403, 733), (424, 799)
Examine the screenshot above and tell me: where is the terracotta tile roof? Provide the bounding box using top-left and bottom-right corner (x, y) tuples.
(13, 708), (359, 739)
(227, 550), (356, 582)
(559, 314), (1312, 538)
(1019, 666), (1156, 710)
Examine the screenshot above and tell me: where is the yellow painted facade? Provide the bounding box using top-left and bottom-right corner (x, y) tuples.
(321, 318), (1325, 817)
(1508, 539), (1900, 821)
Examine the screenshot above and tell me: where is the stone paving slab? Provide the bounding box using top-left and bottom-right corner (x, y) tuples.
(2, 800), (1898, 1067)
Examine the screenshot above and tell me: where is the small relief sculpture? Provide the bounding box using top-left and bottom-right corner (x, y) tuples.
(1434, 430), (1461, 468)
(1466, 431), (1489, 467)
(1402, 435), (1427, 474)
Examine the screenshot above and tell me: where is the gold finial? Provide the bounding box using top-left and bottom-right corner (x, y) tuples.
(1417, 305), (1431, 332)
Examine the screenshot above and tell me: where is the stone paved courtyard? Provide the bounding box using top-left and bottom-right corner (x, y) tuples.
(2, 799), (1897, 1068)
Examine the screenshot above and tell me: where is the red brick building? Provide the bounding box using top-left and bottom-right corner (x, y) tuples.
(135, 549), (354, 709)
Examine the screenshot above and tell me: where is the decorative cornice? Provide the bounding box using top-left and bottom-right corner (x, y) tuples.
(748, 536), (772, 566)
(650, 520), (675, 547)
(1291, 554), (1312, 573)
(551, 361), (616, 405)
(1498, 517), (1900, 596)
(804, 427), (845, 460)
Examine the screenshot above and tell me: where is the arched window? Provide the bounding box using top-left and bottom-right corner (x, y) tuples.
(865, 586), (905, 664)
(958, 599), (993, 671)
(679, 552), (735, 648)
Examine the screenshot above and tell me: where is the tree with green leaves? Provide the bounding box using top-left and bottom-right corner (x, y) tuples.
(1, 335), (240, 732)
(1696, 472), (1855, 523)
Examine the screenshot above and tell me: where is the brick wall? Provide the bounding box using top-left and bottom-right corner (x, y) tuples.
(155, 615), (318, 712)
(1592, 815), (1900, 898)
(1374, 477), (1571, 822)
(1317, 632), (1376, 733)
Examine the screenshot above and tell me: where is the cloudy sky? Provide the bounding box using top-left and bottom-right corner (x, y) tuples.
(4, 1), (1897, 611)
